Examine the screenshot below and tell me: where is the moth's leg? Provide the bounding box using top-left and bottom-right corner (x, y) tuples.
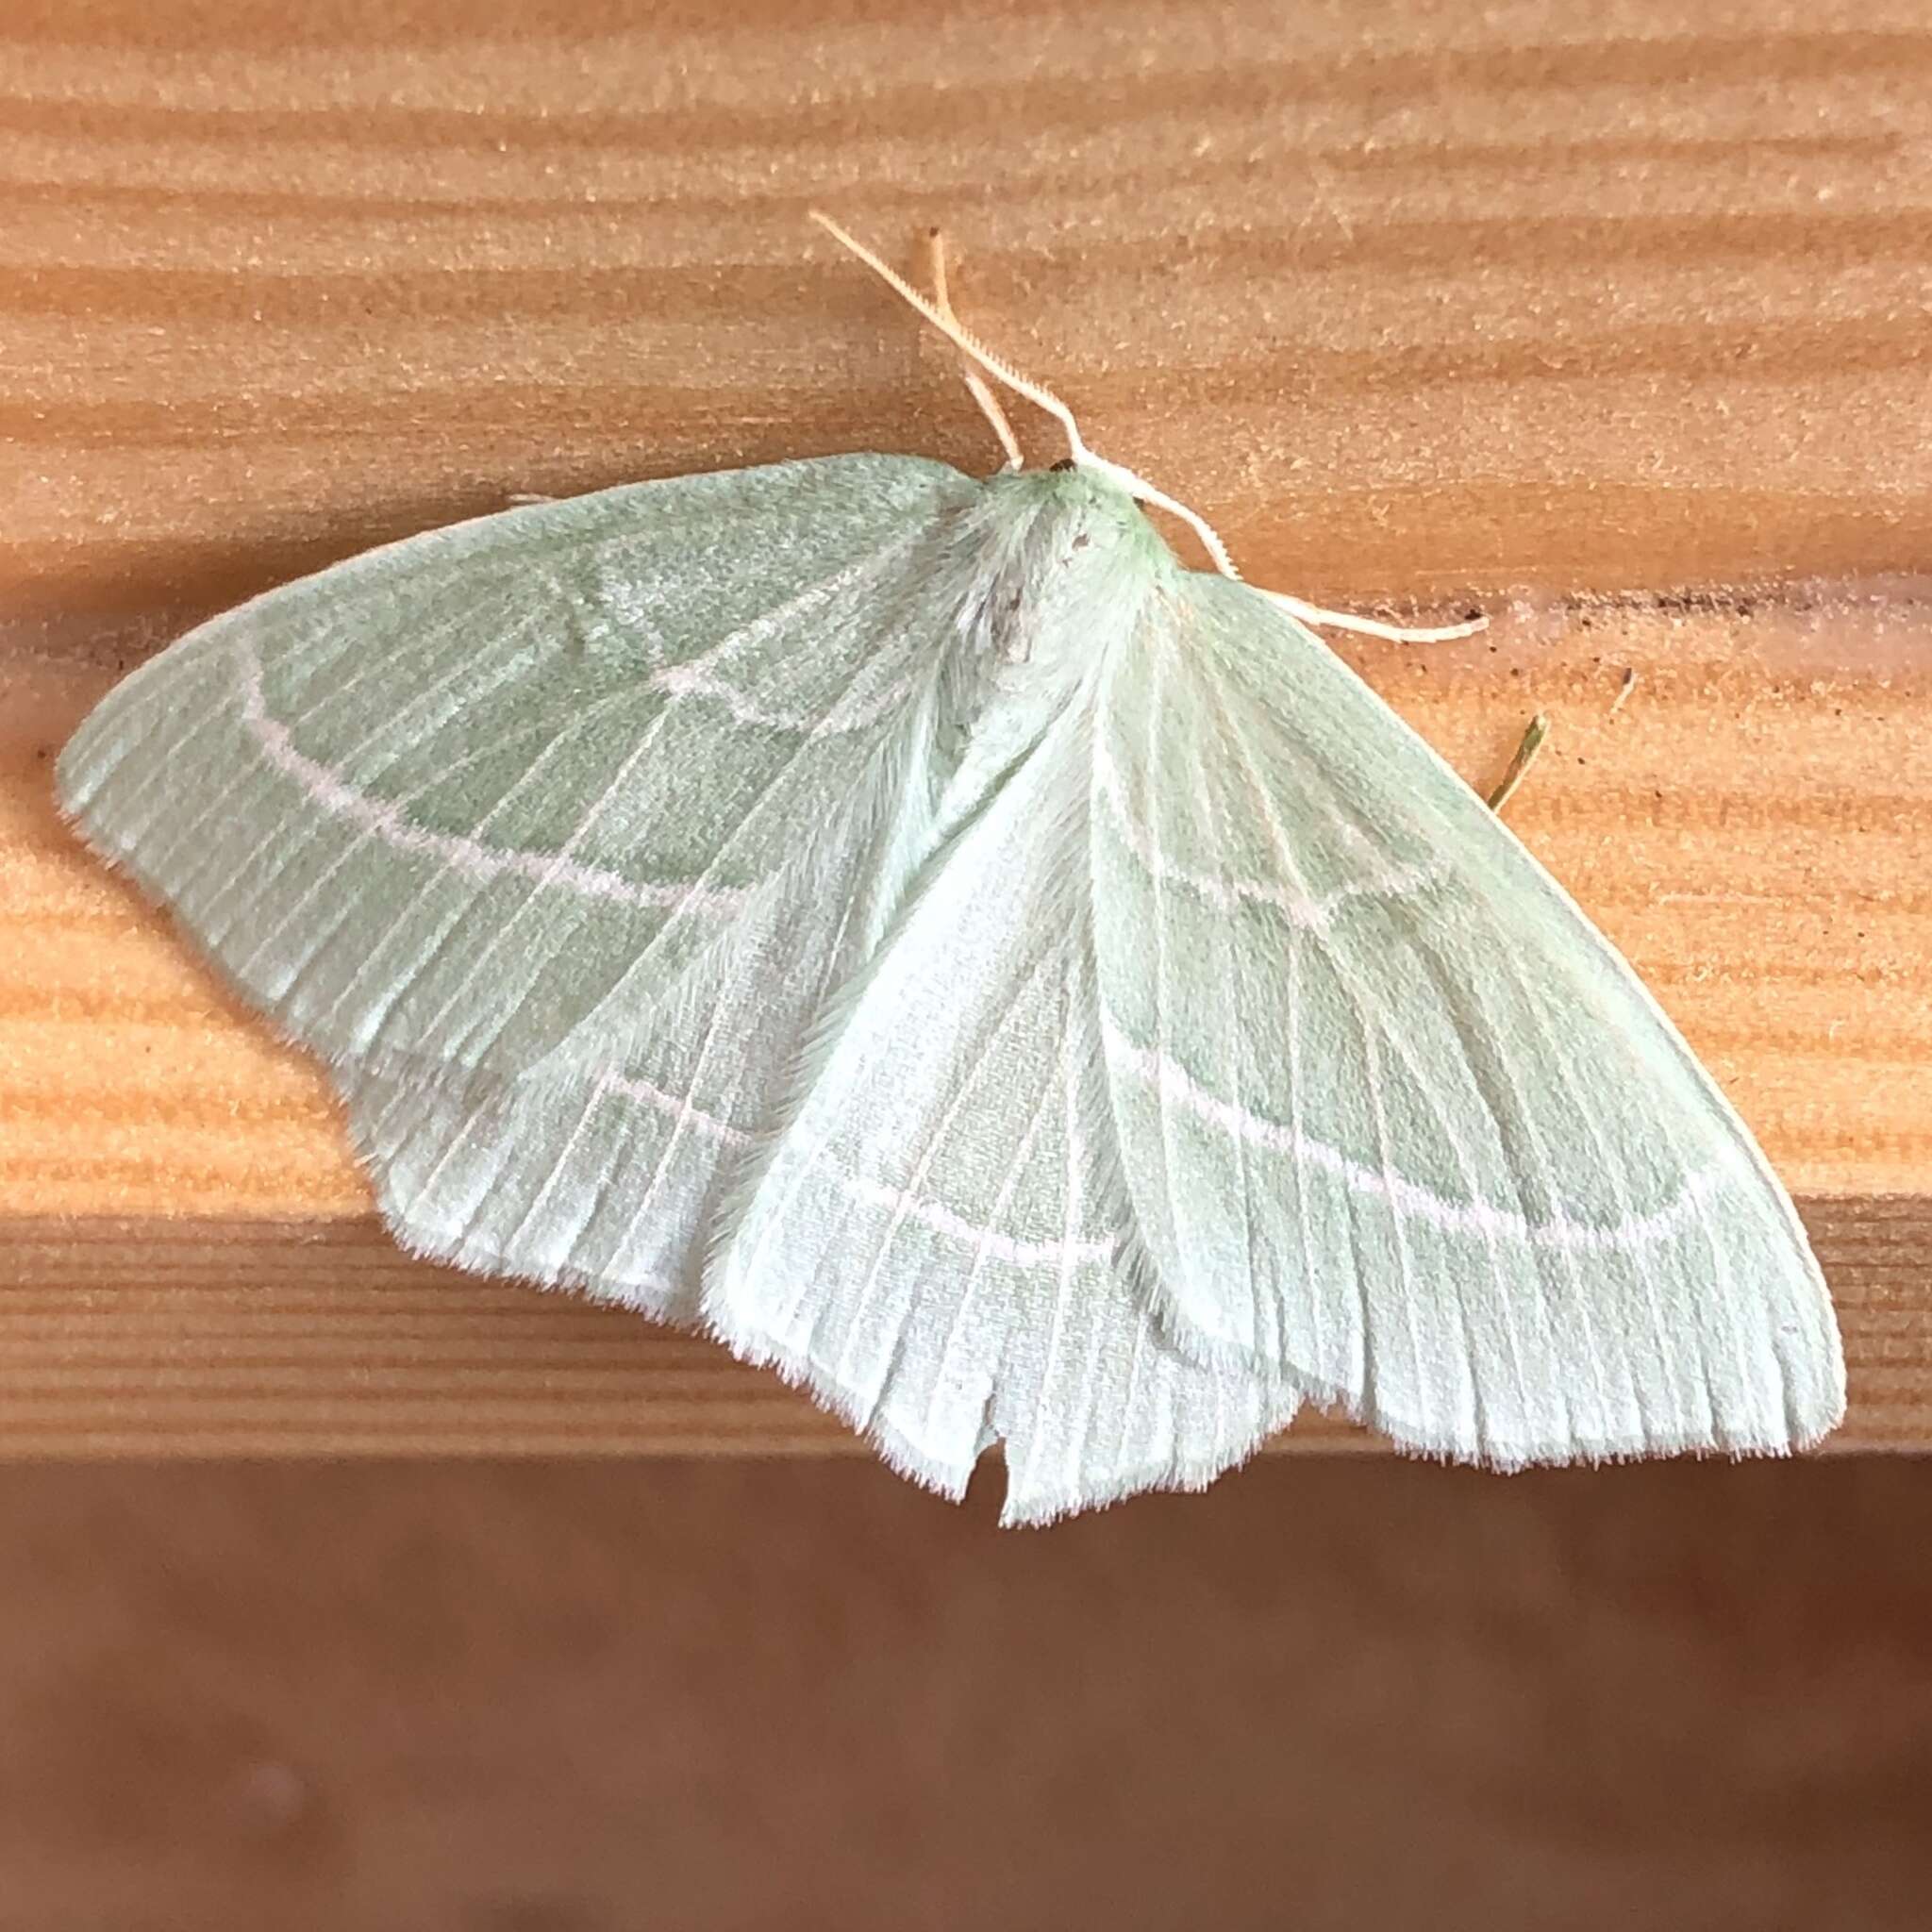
(1485, 711), (1551, 814)
(1257, 587), (1489, 645)
(505, 492), (560, 507)
(926, 226), (1024, 472)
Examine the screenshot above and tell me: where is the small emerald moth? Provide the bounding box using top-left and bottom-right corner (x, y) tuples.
(58, 216), (1843, 1522)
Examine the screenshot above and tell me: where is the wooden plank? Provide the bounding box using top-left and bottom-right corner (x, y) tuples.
(0, 1202), (1925, 1457)
(7, 0), (1931, 618)
(4, 0), (1930, 1457)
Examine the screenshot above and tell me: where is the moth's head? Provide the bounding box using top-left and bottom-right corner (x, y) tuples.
(951, 462), (1173, 672)
(1024, 459), (1174, 567)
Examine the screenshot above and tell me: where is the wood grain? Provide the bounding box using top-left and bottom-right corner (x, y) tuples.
(4, 0), (1930, 1459)
(8, 0), (1932, 622)
(0, 1199), (1926, 1457)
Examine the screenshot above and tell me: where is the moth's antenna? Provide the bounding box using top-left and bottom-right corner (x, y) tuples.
(812, 211), (1090, 460)
(810, 209), (1241, 577)
(1258, 589), (1489, 645)
(809, 210), (1490, 638)
(926, 227), (1024, 471)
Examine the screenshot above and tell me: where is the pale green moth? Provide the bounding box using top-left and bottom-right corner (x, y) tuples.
(57, 215), (1844, 1523)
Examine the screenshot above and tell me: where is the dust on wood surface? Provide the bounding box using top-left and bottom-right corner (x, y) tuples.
(3, 0), (1929, 1457)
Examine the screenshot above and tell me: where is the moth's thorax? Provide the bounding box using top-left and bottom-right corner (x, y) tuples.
(948, 465), (1172, 678)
